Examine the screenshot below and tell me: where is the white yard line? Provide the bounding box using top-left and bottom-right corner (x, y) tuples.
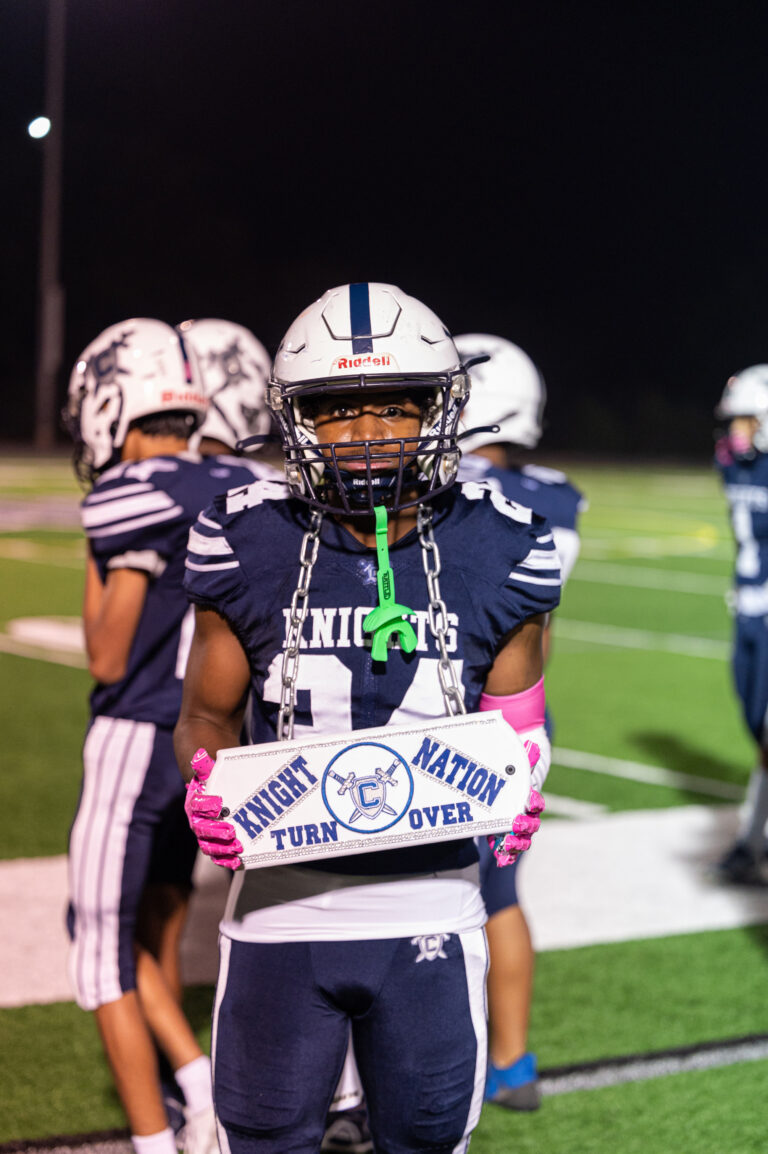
(542, 1038), (768, 1095)
(542, 793), (608, 819)
(553, 747), (744, 800)
(0, 634), (87, 669)
(569, 561), (728, 595)
(553, 618), (730, 659)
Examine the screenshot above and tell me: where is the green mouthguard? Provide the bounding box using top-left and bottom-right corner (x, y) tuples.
(362, 505), (418, 662)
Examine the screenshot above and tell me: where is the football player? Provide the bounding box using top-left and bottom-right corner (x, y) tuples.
(714, 366), (768, 884)
(177, 317), (283, 482)
(63, 319), (272, 1154)
(454, 333), (586, 1110)
(174, 283), (562, 1153)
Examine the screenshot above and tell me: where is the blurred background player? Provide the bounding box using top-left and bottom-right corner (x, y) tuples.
(63, 318), (267, 1154)
(174, 283), (558, 1153)
(453, 332), (586, 1110)
(178, 317), (283, 481)
(714, 366), (768, 884)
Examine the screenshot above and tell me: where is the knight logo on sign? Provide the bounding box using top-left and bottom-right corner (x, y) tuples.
(204, 711), (532, 869)
(321, 743), (413, 832)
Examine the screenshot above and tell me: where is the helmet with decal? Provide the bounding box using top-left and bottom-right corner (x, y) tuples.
(454, 333), (545, 453)
(176, 318), (272, 451)
(268, 282), (469, 514)
(64, 318), (207, 485)
(716, 365), (768, 457)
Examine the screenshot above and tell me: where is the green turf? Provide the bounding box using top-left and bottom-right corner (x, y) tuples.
(0, 653), (89, 857)
(0, 987), (213, 1140)
(473, 1058), (768, 1154)
(0, 556), (84, 630)
(2, 927), (766, 1142)
(2, 457), (764, 1151)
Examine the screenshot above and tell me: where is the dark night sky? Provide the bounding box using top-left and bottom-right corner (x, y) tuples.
(4, 0), (768, 455)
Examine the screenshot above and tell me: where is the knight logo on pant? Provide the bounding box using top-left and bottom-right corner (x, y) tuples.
(205, 711), (532, 869)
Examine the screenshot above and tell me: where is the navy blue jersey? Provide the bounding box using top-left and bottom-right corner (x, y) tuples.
(201, 453), (283, 486)
(717, 452), (768, 595)
(184, 478), (561, 875)
(457, 455), (584, 533)
(82, 452), (262, 726)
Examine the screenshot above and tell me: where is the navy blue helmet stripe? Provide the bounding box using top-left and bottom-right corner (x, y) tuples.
(349, 283), (374, 355)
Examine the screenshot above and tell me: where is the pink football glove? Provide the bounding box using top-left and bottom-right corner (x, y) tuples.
(488, 740), (546, 867)
(184, 748), (243, 870)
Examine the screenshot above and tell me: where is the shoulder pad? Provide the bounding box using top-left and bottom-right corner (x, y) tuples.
(521, 463), (568, 486)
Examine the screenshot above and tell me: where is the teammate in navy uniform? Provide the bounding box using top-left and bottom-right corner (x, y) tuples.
(64, 319), (268, 1154)
(174, 285), (561, 1154)
(454, 333), (586, 1110)
(714, 366), (768, 884)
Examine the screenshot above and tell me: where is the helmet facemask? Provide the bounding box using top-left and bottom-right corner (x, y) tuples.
(270, 373), (469, 516)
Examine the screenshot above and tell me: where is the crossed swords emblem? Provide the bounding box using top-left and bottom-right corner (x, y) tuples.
(327, 758), (400, 824)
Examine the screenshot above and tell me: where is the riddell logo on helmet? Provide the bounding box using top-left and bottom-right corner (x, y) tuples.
(161, 390), (206, 406)
(332, 354), (399, 372)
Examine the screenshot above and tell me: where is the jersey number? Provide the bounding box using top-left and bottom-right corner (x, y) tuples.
(261, 653), (464, 734)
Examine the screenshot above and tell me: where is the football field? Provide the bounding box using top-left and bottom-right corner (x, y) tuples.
(2, 456), (768, 1154)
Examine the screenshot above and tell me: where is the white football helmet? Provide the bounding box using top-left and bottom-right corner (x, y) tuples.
(268, 282), (469, 514)
(64, 318), (207, 484)
(454, 333), (545, 452)
(716, 366), (768, 454)
(177, 318), (272, 451)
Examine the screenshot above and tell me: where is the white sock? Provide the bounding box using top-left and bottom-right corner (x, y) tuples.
(175, 1054), (213, 1115)
(131, 1128), (177, 1154)
(738, 769), (768, 851)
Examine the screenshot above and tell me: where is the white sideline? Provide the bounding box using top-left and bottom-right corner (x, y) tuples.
(4, 804), (768, 1007)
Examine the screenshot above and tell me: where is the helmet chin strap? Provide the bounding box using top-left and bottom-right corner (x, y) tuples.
(363, 505), (418, 662)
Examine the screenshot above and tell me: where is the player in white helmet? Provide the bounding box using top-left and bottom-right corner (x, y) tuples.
(177, 318), (281, 473)
(455, 333), (586, 1110)
(174, 283), (560, 1153)
(63, 318), (261, 1154)
(714, 366), (768, 884)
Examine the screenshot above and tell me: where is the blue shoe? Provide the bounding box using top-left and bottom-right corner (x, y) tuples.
(485, 1052), (542, 1111)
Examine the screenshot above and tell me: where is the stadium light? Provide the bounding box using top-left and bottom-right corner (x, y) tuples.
(28, 117), (52, 139)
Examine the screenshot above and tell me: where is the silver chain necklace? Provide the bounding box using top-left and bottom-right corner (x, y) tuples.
(276, 504), (467, 739)
(417, 504), (467, 717)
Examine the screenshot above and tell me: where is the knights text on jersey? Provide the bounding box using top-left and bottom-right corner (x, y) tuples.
(184, 478), (561, 876)
(457, 454), (585, 531)
(82, 452), (266, 726)
(717, 453), (768, 599)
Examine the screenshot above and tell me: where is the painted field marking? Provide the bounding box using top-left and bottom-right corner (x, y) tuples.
(553, 618), (730, 659)
(541, 1034), (768, 1096)
(569, 561), (728, 595)
(542, 793), (608, 819)
(553, 747), (744, 800)
(6, 804), (767, 1007)
(0, 538), (83, 567)
(0, 634), (87, 669)
(522, 804), (768, 951)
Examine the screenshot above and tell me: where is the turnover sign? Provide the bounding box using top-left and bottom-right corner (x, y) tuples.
(205, 710), (531, 868)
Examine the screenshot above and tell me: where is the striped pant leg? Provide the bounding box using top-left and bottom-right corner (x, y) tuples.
(67, 716), (156, 1010)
